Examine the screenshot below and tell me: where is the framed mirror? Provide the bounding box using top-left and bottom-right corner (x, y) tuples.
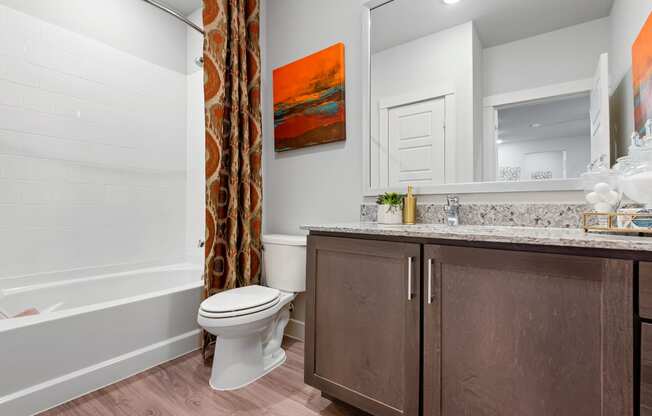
(362, 0), (622, 195)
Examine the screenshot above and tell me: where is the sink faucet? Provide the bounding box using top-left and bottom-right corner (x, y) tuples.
(445, 195), (460, 226)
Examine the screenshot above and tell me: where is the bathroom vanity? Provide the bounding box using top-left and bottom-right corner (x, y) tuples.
(322, 0), (652, 412)
(302, 224), (652, 416)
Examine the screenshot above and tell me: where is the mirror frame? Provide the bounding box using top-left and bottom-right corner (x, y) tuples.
(361, 0), (588, 196)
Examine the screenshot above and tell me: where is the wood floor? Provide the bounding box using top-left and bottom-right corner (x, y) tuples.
(39, 338), (368, 416)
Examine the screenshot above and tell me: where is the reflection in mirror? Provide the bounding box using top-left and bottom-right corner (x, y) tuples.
(495, 94), (591, 182)
(367, 0), (641, 193)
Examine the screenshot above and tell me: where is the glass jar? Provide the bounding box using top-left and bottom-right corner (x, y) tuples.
(620, 148), (652, 208)
(613, 156), (633, 176)
(614, 156), (634, 200)
(580, 168), (621, 212)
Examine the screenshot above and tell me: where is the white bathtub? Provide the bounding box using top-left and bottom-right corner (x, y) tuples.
(0, 264), (204, 416)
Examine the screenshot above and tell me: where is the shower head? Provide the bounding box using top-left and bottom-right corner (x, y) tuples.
(195, 57), (204, 67)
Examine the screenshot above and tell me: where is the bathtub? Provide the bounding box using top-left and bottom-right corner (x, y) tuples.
(0, 264), (204, 416)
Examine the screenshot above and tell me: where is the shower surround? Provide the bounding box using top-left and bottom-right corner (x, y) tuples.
(0, 3), (189, 276)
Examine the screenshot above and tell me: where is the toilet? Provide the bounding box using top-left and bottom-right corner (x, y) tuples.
(197, 234), (306, 391)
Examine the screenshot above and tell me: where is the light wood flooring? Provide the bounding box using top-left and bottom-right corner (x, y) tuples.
(39, 338), (368, 416)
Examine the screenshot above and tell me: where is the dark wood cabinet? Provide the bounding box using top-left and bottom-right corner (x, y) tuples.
(306, 233), (635, 416)
(422, 246), (441, 416)
(305, 236), (421, 416)
(641, 263), (652, 415)
(642, 323), (652, 415)
(424, 245), (633, 416)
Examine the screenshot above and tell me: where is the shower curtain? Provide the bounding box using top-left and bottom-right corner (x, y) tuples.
(202, 0), (263, 360)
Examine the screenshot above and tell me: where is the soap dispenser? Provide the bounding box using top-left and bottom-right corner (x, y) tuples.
(403, 186), (416, 225)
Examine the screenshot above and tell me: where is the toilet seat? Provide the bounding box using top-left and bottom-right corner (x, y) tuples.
(199, 285), (281, 319)
(199, 297), (281, 319)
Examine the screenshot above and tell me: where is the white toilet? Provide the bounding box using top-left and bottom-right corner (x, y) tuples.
(197, 234), (306, 391)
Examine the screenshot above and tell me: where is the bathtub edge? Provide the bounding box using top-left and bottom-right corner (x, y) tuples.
(0, 329), (201, 416)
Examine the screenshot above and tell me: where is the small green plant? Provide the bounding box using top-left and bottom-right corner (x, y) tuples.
(376, 192), (404, 207)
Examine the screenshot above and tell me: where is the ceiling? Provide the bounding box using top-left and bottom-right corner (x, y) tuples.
(371, 0), (615, 52)
(156, 0), (202, 16)
(497, 94), (591, 144)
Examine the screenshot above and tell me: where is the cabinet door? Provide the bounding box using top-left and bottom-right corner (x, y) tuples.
(422, 246), (442, 416)
(642, 323), (652, 416)
(305, 236), (420, 416)
(423, 245), (633, 416)
(639, 262), (652, 319)
(642, 263), (652, 415)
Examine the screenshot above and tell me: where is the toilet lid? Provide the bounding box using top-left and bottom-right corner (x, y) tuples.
(200, 285), (280, 315)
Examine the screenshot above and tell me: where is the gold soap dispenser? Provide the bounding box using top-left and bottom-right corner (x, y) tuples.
(403, 186), (417, 225)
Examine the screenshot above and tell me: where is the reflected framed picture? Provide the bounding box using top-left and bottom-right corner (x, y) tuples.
(633, 12), (652, 136)
(273, 43), (346, 152)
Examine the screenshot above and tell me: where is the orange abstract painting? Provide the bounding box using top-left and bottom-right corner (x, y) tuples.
(273, 43), (346, 151)
(633, 12), (652, 135)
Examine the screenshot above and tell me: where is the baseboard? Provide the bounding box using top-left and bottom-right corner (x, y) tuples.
(0, 329), (201, 416)
(284, 318), (305, 341)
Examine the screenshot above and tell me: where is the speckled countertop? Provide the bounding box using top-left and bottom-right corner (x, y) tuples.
(301, 223), (652, 252)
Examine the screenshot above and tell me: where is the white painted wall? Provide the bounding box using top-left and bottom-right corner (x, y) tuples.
(609, 0), (652, 157)
(483, 18), (610, 97)
(610, 0), (651, 90)
(371, 22), (476, 183)
(262, 0), (365, 237)
(0, 0), (189, 74)
(0, 4), (188, 278)
(185, 8), (205, 265)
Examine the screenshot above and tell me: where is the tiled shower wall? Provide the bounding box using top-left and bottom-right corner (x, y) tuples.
(0, 5), (188, 278)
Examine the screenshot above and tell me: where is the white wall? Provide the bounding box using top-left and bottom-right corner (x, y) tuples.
(609, 0), (652, 157)
(185, 8), (205, 265)
(483, 18), (610, 97)
(0, 0), (189, 74)
(610, 0), (651, 89)
(0, 4), (188, 278)
(262, 0), (365, 237)
(371, 22), (476, 183)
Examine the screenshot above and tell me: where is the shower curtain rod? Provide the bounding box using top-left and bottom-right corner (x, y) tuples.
(141, 0), (204, 35)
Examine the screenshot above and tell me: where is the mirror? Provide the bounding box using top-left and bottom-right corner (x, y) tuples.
(366, 0), (632, 194)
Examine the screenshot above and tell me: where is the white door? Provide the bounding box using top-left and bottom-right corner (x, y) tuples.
(388, 98), (446, 187)
(590, 53), (610, 163)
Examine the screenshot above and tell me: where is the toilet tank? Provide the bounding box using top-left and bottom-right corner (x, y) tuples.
(262, 234), (307, 293)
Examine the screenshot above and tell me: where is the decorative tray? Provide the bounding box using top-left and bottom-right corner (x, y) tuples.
(582, 212), (652, 235)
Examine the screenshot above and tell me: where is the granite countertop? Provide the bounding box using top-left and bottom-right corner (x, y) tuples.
(301, 223), (652, 252)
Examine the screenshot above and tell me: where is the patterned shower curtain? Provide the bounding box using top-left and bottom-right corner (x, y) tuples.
(202, 0), (263, 360)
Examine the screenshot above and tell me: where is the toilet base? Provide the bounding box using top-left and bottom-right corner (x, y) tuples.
(206, 300), (293, 391)
(208, 344), (287, 391)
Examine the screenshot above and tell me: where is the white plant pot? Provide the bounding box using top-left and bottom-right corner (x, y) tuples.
(377, 205), (403, 224)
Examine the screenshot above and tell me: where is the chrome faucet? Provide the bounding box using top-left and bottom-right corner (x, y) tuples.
(445, 195), (460, 226)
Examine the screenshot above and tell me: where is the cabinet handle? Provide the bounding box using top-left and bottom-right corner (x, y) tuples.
(407, 256), (413, 301)
(427, 258), (433, 305)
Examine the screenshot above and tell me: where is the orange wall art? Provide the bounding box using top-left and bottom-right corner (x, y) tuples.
(633, 12), (652, 136)
(273, 43), (346, 151)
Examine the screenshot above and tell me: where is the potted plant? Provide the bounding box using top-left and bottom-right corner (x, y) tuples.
(376, 192), (404, 224)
